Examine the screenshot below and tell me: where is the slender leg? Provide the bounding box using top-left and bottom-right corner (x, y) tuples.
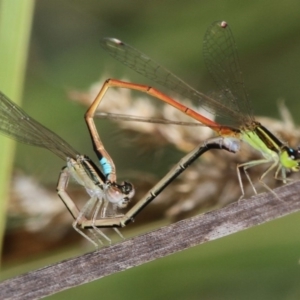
(57, 164), (111, 246)
(91, 198), (125, 240)
(237, 157), (281, 200)
(73, 196), (112, 246)
(57, 167), (81, 220)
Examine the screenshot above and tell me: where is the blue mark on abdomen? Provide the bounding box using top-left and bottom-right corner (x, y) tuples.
(100, 157), (112, 177)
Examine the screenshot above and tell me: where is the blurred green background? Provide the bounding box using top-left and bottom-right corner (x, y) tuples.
(2, 0), (300, 299)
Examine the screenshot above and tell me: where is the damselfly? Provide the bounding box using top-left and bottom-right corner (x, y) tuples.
(95, 20), (300, 201)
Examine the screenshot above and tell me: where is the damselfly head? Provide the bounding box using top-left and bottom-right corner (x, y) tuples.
(283, 147), (300, 172)
(105, 181), (135, 208)
(119, 181), (135, 197)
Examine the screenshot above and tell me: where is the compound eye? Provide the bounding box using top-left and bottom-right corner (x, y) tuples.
(120, 181), (135, 197)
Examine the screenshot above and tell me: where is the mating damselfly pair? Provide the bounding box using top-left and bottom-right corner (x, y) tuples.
(1, 21), (299, 247)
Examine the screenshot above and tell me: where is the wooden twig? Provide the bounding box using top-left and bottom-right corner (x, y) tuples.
(1, 181), (300, 300)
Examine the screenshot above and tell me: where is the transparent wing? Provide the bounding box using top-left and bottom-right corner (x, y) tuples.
(203, 21), (253, 122)
(100, 21), (253, 126)
(96, 112), (205, 126)
(0, 92), (79, 160)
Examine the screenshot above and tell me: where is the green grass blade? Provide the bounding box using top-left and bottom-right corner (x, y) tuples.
(0, 0), (35, 262)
